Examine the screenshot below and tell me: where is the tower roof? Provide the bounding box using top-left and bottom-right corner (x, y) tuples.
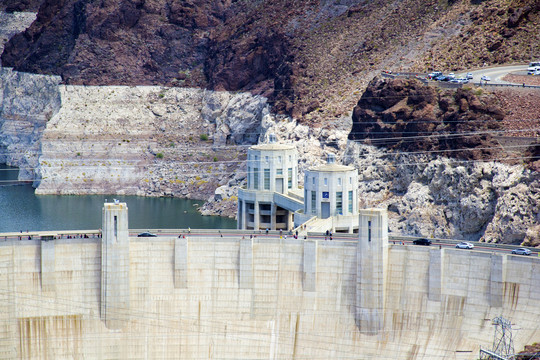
(308, 162), (355, 172)
(250, 143), (296, 151)
(308, 154), (355, 172)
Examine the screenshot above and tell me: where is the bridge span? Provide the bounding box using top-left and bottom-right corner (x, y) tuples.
(0, 204), (538, 359)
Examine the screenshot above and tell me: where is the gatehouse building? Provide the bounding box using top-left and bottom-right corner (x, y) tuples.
(237, 136), (359, 233)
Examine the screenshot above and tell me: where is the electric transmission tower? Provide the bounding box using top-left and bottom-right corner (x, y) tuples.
(492, 316), (515, 359)
(479, 316), (515, 360)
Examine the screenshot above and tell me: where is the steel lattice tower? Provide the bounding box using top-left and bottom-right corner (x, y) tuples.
(492, 316), (515, 359)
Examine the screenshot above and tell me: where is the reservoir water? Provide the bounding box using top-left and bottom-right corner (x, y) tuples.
(0, 164), (236, 232)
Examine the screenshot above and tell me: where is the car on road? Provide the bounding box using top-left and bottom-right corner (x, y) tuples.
(456, 242), (474, 249)
(511, 248), (531, 256)
(466, 72), (473, 79)
(428, 71), (442, 79)
(413, 238), (432, 246)
(435, 75), (452, 82)
(137, 232), (157, 237)
(481, 75), (491, 81)
(448, 73), (455, 78)
(450, 77), (469, 84)
(527, 61), (540, 74)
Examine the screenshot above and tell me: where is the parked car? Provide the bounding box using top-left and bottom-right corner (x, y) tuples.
(481, 75), (491, 81)
(436, 75), (451, 82)
(137, 232), (157, 237)
(428, 71), (442, 79)
(456, 242), (474, 249)
(448, 73), (455, 78)
(456, 78), (469, 84)
(413, 238), (432, 246)
(511, 248), (531, 255)
(466, 72), (473, 79)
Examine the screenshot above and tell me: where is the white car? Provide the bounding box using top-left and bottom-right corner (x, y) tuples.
(481, 75), (491, 81)
(453, 78), (469, 84)
(466, 72), (473, 79)
(456, 242), (474, 249)
(511, 248), (531, 255)
(448, 73), (455, 78)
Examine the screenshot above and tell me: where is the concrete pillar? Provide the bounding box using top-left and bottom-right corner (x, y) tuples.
(237, 200), (242, 230)
(288, 211), (293, 230)
(428, 249), (441, 301)
(254, 201), (260, 230)
(490, 253), (503, 307)
(101, 201), (130, 330)
(239, 238), (253, 289)
(174, 237), (188, 289)
(303, 240), (317, 292)
(356, 209), (388, 335)
(271, 203), (276, 230)
(242, 200), (248, 230)
(40, 239), (55, 292)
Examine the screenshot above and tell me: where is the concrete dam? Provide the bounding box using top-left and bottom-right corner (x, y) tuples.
(0, 203), (539, 359)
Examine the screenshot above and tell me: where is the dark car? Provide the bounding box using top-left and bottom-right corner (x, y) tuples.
(413, 238), (432, 246)
(137, 232), (157, 237)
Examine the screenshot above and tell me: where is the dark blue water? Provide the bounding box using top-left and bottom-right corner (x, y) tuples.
(0, 164), (236, 232)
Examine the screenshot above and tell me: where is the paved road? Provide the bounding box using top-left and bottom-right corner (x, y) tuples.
(458, 64), (528, 84)
(2, 229), (536, 258)
(131, 229), (540, 257)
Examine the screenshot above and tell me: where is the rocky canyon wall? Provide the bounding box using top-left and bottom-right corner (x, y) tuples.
(35, 85), (269, 206)
(0, 63), (537, 244)
(0, 68), (61, 180)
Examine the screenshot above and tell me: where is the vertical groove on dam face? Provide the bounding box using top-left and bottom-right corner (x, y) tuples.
(0, 233), (537, 358)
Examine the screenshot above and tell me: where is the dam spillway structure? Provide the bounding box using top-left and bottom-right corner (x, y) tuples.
(0, 206), (539, 357)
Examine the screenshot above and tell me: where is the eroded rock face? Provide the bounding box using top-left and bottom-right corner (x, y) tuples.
(343, 141), (539, 244)
(0, 12), (37, 56)
(1, 0), (230, 86)
(0, 68), (61, 180)
(202, 91), (268, 146)
(35, 85), (269, 202)
(0, 1), (43, 12)
(349, 77), (506, 161)
(523, 225), (540, 247)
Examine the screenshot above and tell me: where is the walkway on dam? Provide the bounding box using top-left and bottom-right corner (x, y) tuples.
(1, 229), (536, 257)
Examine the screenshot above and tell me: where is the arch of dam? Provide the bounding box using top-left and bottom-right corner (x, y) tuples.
(0, 202), (538, 359)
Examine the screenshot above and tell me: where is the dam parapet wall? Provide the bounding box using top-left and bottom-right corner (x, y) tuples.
(0, 224), (538, 358)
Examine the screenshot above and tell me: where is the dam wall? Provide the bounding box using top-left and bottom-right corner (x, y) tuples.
(0, 234), (538, 358)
